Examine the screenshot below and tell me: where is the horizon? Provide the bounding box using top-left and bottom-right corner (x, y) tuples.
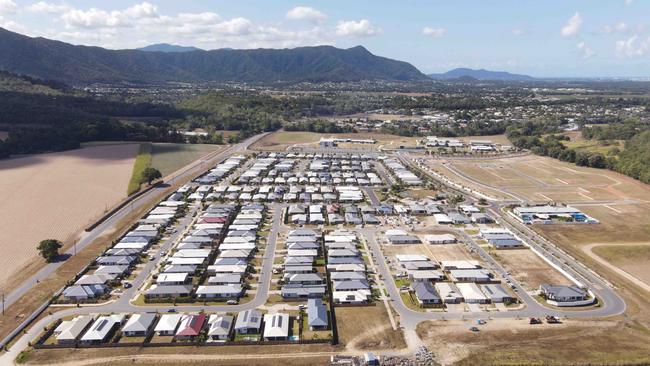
(0, 0), (649, 78)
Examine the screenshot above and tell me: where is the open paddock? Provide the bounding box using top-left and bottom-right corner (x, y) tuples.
(490, 249), (573, 291)
(0, 144), (138, 290)
(590, 244), (650, 288)
(429, 154), (650, 203)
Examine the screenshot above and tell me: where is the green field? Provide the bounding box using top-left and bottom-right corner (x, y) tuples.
(562, 138), (624, 155)
(127, 143), (152, 195)
(150, 143), (223, 177)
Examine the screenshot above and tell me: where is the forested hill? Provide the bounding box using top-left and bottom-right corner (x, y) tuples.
(0, 27), (429, 85)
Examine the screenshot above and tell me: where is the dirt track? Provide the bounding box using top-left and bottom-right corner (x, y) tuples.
(582, 243), (650, 293)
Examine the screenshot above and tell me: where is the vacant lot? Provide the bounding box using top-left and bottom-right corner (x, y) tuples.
(425, 243), (480, 263)
(416, 318), (650, 365)
(491, 249), (572, 291)
(150, 143), (224, 177)
(0, 144), (137, 290)
(592, 244), (650, 286)
(429, 154), (650, 203)
(458, 134), (511, 146)
(335, 305), (406, 350)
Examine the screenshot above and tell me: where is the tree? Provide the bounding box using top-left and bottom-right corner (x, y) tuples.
(141, 167), (162, 185)
(478, 198), (488, 206)
(37, 239), (62, 262)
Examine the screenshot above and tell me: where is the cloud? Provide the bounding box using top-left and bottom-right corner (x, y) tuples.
(286, 6), (326, 23)
(27, 1), (71, 14)
(214, 17), (252, 36)
(561, 12), (582, 37)
(0, 0), (17, 14)
(335, 19), (381, 37)
(616, 35), (650, 58)
(61, 2), (160, 29)
(625, 0), (633, 5)
(603, 21), (628, 34)
(576, 41), (595, 58)
(422, 26), (446, 38)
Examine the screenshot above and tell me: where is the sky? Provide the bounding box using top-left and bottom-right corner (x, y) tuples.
(0, 0), (649, 77)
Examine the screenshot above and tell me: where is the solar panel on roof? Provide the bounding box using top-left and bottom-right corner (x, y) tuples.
(95, 319), (108, 331)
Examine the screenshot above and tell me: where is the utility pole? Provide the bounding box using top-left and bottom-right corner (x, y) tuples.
(2, 292), (4, 316)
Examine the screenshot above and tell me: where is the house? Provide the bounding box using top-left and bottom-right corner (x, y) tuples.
(434, 214), (452, 224)
(411, 282), (441, 305)
(63, 284), (107, 301)
(144, 284), (192, 299)
(408, 270), (445, 282)
(447, 212), (471, 225)
(440, 260), (481, 270)
(122, 313), (156, 337)
(281, 284), (327, 299)
(195, 285), (243, 299)
(207, 314), (234, 341)
(332, 279), (370, 291)
(333, 290), (371, 304)
(208, 274), (242, 285)
(435, 282), (464, 304)
(80, 314), (125, 344)
(307, 298), (328, 330)
(386, 229), (421, 244)
(449, 269), (492, 282)
(285, 273), (324, 285)
(175, 314), (206, 340)
(157, 273), (189, 286)
(471, 213), (494, 224)
(481, 284), (515, 303)
(540, 284), (589, 302)
(154, 314), (182, 336)
(457, 283), (489, 304)
(263, 313), (290, 341)
(489, 238), (525, 249)
(234, 309), (262, 334)
(425, 234), (457, 244)
(55, 315), (94, 344)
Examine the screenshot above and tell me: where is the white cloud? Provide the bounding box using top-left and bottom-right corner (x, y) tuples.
(616, 35), (650, 58)
(576, 41), (595, 58)
(561, 12), (582, 37)
(422, 26), (446, 38)
(335, 19), (381, 37)
(603, 21), (628, 34)
(286, 6), (326, 23)
(625, 0), (633, 5)
(27, 1), (71, 14)
(0, 15), (24, 32)
(61, 2), (160, 29)
(0, 0), (17, 14)
(214, 17), (252, 36)
(512, 28), (526, 36)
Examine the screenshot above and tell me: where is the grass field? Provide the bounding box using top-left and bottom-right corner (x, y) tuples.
(127, 143), (152, 195)
(335, 306), (406, 350)
(251, 131), (420, 151)
(150, 143), (224, 177)
(0, 144), (137, 292)
(592, 244), (650, 286)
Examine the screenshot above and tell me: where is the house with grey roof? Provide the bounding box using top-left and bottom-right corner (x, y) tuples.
(281, 284), (326, 299)
(307, 298), (328, 330)
(144, 284), (192, 299)
(234, 309), (262, 334)
(540, 284), (588, 302)
(480, 284), (515, 303)
(55, 315), (95, 344)
(122, 313), (156, 337)
(63, 284), (107, 301)
(207, 314), (234, 340)
(411, 282), (441, 305)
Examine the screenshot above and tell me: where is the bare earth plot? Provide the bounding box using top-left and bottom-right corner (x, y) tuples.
(251, 131), (420, 151)
(0, 144), (138, 290)
(491, 249), (572, 291)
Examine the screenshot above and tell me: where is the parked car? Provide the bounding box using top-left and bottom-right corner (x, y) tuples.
(227, 300), (238, 305)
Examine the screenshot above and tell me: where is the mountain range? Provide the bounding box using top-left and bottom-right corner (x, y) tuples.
(0, 27), (429, 85)
(428, 68), (534, 81)
(137, 43), (203, 53)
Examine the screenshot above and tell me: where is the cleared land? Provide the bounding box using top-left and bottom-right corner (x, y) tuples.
(591, 244), (650, 287)
(335, 305), (406, 350)
(0, 144), (137, 291)
(428, 154), (650, 203)
(490, 249), (572, 291)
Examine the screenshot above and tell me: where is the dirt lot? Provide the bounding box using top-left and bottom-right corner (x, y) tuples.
(416, 318), (650, 365)
(424, 243), (480, 263)
(490, 249), (572, 291)
(0, 144), (138, 291)
(335, 306), (406, 350)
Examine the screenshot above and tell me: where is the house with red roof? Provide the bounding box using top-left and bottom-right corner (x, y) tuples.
(174, 314), (206, 340)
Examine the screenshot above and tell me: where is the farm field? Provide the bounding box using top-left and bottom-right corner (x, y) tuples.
(428, 154), (650, 203)
(490, 249), (572, 291)
(0, 144), (138, 291)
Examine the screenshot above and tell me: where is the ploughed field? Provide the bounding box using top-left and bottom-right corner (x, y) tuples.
(0, 144), (138, 290)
